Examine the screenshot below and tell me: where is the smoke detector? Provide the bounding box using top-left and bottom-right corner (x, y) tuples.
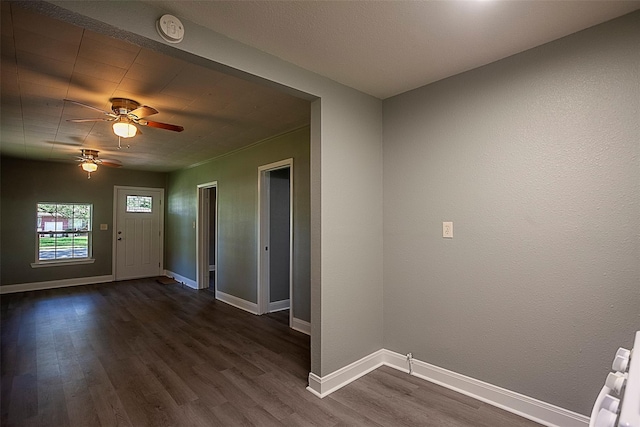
(156, 14), (184, 43)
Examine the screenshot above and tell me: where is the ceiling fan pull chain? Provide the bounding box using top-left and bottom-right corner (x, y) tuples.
(116, 136), (130, 150)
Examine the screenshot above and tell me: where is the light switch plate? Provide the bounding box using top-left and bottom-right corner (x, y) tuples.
(443, 222), (453, 238)
(100, 224), (108, 230)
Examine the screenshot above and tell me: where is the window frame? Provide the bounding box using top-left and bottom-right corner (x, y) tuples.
(32, 202), (95, 268)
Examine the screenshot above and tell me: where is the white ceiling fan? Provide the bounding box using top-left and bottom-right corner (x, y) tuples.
(76, 149), (122, 179)
(65, 98), (185, 139)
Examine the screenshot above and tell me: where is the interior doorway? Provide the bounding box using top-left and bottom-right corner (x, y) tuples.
(258, 159), (293, 327)
(197, 182), (218, 290)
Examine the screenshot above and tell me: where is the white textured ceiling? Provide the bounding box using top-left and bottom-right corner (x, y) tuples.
(2, 1), (639, 172)
(144, 0), (640, 99)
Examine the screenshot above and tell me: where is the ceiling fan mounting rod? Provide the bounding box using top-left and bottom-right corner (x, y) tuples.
(81, 149), (99, 159)
(111, 97), (140, 114)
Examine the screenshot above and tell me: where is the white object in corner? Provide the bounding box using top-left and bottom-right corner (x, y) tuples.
(306, 349), (589, 427)
(589, 331), (640, 427)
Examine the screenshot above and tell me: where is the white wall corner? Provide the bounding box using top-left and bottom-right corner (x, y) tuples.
(292, 317), (311, 335)
(306, 348), (588, 427)
(164, 270), (198, 289)
(306, 350), (385, 398)
(0, 275), (114, 294)
(215, 290), (259, 315)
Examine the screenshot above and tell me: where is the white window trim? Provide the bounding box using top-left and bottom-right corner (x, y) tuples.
(35, 202), (93, 265)
(31, 258), (96, 268)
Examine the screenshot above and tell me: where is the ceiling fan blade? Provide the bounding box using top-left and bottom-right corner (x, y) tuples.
(142, 120), (184, 132)
(64, 99), (115, 117)
(99, 159), (123, 168)
(47, 140), (83, 147)
(128, 105), (158, 119)
(67, 118), (115, 123)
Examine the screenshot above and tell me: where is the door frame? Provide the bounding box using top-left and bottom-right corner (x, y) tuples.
(257, 159), (293, 324)
(112, 186), (165, 280)
(196, 182), (218, 290)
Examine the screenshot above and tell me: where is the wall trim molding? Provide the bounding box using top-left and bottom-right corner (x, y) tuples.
(0, 275), (114, 294)
(164, 270), (197, 289)
(292, 317), (310, 335)
(307, 349), (385, 398)
(215, 290), (259, 315)
(383, 350), (589, 427)
(268, 299), (290, 312)
(306, 349), (589, 427)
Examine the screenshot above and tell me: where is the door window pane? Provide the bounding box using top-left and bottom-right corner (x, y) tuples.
(126, 196), (152, 213)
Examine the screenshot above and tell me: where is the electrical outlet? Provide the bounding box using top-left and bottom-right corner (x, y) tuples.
(443, 221), (453, 238)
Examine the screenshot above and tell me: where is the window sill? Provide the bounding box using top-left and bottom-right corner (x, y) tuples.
(31, 259), (96, 268)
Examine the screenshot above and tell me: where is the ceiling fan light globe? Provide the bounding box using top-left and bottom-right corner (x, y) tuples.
(81, 162), (98, 172)
(112, 122), (137, 138)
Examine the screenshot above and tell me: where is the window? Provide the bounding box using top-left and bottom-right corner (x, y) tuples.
(126, 195), (152, 213)
(35, 203), (92, 263)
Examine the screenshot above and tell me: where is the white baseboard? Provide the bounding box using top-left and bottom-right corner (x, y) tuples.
(215, 290), (258, 315)
(307, 349), (385, 398)
(383, 350), (589, 427)
(0, 275), (114, 294)
(164, 270), (197, 289)
(306, 349), (589, 427)
(269, 299), (290, 312)
(291, 317), (310, 335)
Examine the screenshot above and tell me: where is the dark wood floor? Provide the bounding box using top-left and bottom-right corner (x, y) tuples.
(1, 278), (541, 426)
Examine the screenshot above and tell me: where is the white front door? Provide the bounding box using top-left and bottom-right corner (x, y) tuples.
(114, 187), (163, 280)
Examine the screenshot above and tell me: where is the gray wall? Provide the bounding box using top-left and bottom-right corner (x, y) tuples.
(0, 156), (167, 286)
(318, 93), (384, 375)
(382, 11), (639, 415)
(269, 168), (291, 303)
(165, 128), (311, 321)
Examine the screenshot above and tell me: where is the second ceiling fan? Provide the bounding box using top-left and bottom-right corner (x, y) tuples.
(65, 98), (184, 138)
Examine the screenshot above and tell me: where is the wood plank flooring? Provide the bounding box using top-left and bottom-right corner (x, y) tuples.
(1, 278), (541, 426)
